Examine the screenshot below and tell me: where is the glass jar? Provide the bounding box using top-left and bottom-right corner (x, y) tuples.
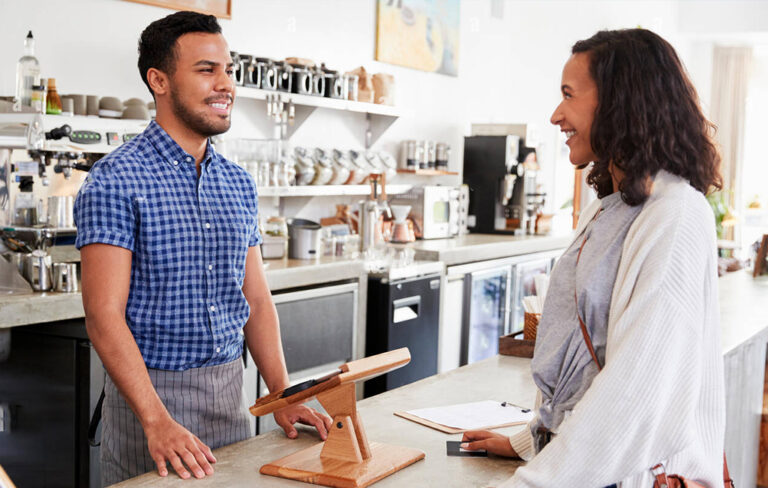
(258, 160), (271, 187)
(293, 149), (316, 186)
(264, 216), (288, 238)
(329, 149), (352, 185)
(310, 148), (334, 185)
(377, 151), (398, 181)
(279, 157), (296, 186)
(348, 149), (371, 184)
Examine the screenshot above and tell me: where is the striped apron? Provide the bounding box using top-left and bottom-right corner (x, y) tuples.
(100, 358), (252, 487)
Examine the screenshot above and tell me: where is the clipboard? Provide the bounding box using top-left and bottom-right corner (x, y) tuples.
(394, 410), (528, 434)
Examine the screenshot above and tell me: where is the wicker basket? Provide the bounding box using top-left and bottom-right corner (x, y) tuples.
(523, 312), (541, 341)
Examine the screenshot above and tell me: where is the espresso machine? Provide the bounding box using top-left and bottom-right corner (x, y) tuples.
(462, 134), (543, 235)
(0, 113), (147, 292)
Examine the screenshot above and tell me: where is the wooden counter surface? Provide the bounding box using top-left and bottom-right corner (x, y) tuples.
(113, 355), (536, 487)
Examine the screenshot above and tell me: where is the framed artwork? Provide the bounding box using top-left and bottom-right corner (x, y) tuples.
(375, 0), (460, 76)
(122, 0), (231, 19)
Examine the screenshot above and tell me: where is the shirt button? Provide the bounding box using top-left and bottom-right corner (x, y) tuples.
(216, 347), (221, 353)
(210, 305), (216, 312)
(208, 264), (213, 271)
(173, 160), (179, 166)
(205, 222), (211, 229)
(186, 156), (192, 163)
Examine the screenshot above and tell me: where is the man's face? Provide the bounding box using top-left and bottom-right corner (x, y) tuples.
(167, 32), (235, 137)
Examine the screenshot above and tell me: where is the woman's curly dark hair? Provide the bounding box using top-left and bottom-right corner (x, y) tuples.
(572, 29), (722, 205)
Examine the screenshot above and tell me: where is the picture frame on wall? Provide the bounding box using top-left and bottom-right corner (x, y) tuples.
(122, 0), (231, 19)
(375, 0), (460, 76)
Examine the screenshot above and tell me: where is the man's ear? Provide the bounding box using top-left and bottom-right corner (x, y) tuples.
(147, 68), (169, 97)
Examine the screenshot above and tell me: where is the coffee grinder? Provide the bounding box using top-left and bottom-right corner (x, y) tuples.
(462, 134), (541, 235)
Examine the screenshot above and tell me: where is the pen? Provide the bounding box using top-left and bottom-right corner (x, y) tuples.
(501, 401), (531, 413)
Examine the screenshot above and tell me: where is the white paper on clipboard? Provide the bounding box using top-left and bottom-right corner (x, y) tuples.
(405, 400), (534, 431)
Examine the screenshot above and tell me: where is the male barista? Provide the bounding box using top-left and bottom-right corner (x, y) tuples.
(74, 11), (331, 485)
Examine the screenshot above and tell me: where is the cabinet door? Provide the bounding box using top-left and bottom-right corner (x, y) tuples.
(439, 275), (464, 373)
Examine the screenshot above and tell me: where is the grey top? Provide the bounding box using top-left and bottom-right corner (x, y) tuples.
(530, 191), (642, 435)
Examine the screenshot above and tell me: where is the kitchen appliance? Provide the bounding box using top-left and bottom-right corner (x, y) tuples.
(0, 113), (147, 228)
(0, 320), (104, 487)
(287, 218), (321, 259)
(358, 175), (391, 252)
(389, 204), (414, 243)
(254, 282), (359, 434)
(463, 135), (541, 235)
(21, 249), (51, 291)
(52, 262), (78, 292)
(389, 186), (459, 240)
(364, 261), (442, 397)
(439, 250), (561, 369)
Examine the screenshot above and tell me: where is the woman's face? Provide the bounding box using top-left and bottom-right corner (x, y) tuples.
(550, 53), (599, 167)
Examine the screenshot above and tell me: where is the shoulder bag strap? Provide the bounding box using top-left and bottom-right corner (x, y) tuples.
(574, 208), (602, 371)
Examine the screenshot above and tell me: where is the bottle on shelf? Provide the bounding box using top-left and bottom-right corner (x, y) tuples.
(13, 31), (41, 112)
(45, 78), (62, 115)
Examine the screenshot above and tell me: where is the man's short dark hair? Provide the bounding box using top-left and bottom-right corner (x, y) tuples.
(138, 10), (222, 97)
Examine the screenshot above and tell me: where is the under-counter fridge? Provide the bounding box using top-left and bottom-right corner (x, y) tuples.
(439, 250), (563, 371)
(0, 321), (103, 488)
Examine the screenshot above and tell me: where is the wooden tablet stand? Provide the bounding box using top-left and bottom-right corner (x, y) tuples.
(250, 348), (425, 488)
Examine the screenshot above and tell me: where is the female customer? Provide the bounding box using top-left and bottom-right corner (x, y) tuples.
(462, 29), (726, 487)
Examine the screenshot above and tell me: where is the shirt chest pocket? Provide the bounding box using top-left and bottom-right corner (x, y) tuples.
(134, 196), (204, 276)
(218, 204), (252, 282)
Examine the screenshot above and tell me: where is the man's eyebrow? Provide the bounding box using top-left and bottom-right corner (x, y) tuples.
(193, 60), (235, 68)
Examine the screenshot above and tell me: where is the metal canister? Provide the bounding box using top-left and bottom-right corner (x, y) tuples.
(344, 74), (359, 101)
(436, 143), (450, 170)
(47, 195), (74, 228)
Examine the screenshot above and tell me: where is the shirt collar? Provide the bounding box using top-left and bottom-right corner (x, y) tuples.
(145, 120), (219, 172)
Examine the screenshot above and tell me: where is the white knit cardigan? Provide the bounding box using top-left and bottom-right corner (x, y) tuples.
(500, 170), (726, 488)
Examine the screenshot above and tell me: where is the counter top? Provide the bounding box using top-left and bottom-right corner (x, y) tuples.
(0, 256), (366, 328)
(114, 355), (535, 488)
(394, 233), (573, 266)
(717, 269), (768, 354)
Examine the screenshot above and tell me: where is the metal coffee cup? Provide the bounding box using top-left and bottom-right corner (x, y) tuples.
(22, 250), (52, 291)
(53, 262), (78, 293)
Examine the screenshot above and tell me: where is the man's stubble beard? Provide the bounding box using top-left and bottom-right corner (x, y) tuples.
(169, 87), (231, 138)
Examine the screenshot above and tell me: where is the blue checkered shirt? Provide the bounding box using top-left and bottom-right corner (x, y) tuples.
(74, 121), (262, 371)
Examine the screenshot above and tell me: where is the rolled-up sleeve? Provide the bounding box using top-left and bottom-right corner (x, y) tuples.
(74, 168), (136, 251)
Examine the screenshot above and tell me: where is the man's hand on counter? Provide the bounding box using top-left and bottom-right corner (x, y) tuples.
(461, 430), (519, 458)
(273, 404), (333, 441)
(145, 415), (217, 480)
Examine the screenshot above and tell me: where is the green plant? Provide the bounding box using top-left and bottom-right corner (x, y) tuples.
(706, 190), (730, 239)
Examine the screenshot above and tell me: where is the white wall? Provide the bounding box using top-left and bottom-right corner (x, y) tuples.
(0, 0), (764, 222)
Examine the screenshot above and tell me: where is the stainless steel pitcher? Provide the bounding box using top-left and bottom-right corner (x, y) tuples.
(22, 250), (52, 291)
(53, 262), (78, 293)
